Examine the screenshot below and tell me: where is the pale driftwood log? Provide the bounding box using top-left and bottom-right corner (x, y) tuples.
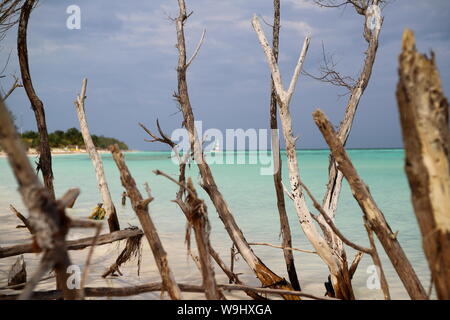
(109, 144), (182, 300)
(252, 16), (354, 299)
(17, 0), (55, 200)
(268, 0), (301, 291)
(396, 29), (450, 300)
(313, 109), (427, 300)
(0, 282), (337, 300)
(0, 96), (77, 300)
(74, 78), (120, 232)
(0, 228), (143, 258)
(172, 0), (297, 297)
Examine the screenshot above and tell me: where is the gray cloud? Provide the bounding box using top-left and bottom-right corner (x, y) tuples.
(1, 0), (449, 150)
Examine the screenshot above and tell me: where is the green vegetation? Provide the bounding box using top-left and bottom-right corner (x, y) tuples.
(20, 127), (129, 150)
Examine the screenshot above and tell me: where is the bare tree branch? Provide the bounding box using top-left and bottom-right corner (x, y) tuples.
(74, 78), (120, 232)
(109, 144), (182, 300)
(17, 0), (55, 200)
(313, 108), (427, 300)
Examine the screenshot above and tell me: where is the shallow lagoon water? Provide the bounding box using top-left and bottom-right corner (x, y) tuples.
(0, 150), (430, 299)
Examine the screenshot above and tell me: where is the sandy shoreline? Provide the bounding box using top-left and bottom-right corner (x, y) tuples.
(0, 149), (137, 158)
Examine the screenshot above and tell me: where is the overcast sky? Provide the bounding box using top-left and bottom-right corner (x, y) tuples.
(1, 0), (449, 150)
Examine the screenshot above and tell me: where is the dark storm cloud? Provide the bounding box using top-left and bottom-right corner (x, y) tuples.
(1, 0), (449, 150)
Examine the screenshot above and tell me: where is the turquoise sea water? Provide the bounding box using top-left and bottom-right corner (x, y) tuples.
(0, 150), (430, 299)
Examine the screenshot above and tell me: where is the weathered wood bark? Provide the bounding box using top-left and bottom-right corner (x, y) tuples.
(17, 0), (54, 200)
(396, 29), (450, 300)
(109, 144), (182, 300)
(269, 0), (301, 291)
(313, 109), (428, 300)
(0, 96), (77, 300)
(74, 78), (120, 232)
(172, 0), (297, 297)
(0, 228), (143, 258)
(252, 16), (354, 299)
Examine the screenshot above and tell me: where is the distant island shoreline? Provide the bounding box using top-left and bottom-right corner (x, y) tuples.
(0, 148), (138, 158)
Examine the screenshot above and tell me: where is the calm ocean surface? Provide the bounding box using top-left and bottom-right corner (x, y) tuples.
(0, 150), (431, 299)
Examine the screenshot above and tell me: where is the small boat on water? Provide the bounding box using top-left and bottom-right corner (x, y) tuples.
(210, 141), (220, 153)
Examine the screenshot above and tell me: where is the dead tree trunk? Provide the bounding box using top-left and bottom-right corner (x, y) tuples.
(184, 179), (224, 299)
(269, 0), (301, 291)
(317, 2), (383, 295)
(313, 109), (428, 300)
(109, 144), (182, 300)
(0, 96), (78, 300)
(253, 16), (354, 299)
(396, 29), (450, 300)
(172, 0), (297, 297)
(74, 78), (120, 232)
(17, 0), (55, 200)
